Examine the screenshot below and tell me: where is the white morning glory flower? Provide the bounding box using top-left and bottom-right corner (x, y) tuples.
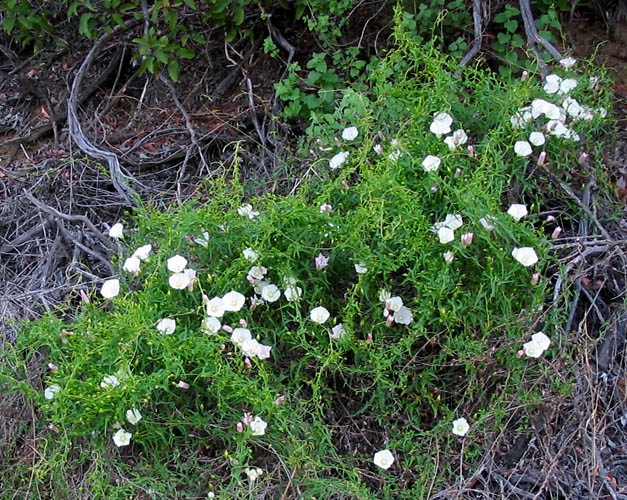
(132, 244), (152, 261)
(169, 272), (191, 290)
(238, 204), (260, 219)
(242, 248), (259, 262)
(100, 375), (120, 389)
(241, 338), (262, 358)
(421, 155), (441, 172)
(388, 149), (402, 161)
(112, 428), (132, 447)
(430, 111), (454, 137)
(100, 279), (120, 299)
(507, 204), (528, 221)
(387, 296), (403, 312)
(532, 331), (551, 351)
(543, 74), (562, 94)
(379, 289), (391, 302)
(167, 255), (187, 273)
(444, 213), (463, 230)
(479, 216), (496, 231)
(452, 417), (470, 436)
(192, 231), (210, 247)
(315, 253), (329, 270)
(231, 328), (252, 347)
(562, 96), (584, 118)
(438, 227), (455, 244)
(531, 98), (563, 120)
(249, 416), (267, 436)
(261, 284), (281, 302)
(329, 151), (349, 170)
(310, 306), (330, 324)
(443, 129), (468, 150)
(512, 247), (538, 267)
(284, 285), (303, 302)
(443, 251), (454, 264)
(157, 318), (176, 335)
(330, 323), (346, 339)
(354, 263), (368, 274)
(522, 333), (550, 358)
(206, 297), (225, 318)
(248, 266), (267, 280)
(202, 316), (221, 335)
(373, 449), (395, 470)
(529, 131), (545, 146)
(253, 280), (270, 295)
(558, 78), (578, 95)
(123, 256), (141, 275)
(341, 126), (358, 141)
(393, 306), (413, 325)
(245, 467), (263, 482)
(44, 384), (61, 400)
(126, 408), (142, 425)
(514, 141), (532, 157)
(559, 56), (576, 69)
(222, 291), (246, 312)
(108, 222), (124, 239)
(510, 106), (533, 129)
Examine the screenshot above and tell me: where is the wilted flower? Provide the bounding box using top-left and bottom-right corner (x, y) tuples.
(329, 151), (349, 169)
(222, 291), (246, 312)
(373, 449), (395, 470)
(430, 111), (453, 137)
(354, 263), (368, 274)
(315, 253), (329, 270)
(44, 384), (61, 400)
(319, 203), (332, 213)
(238, 204), (260, 219)
(444, 129), (468, 150)
(108, 222), (124, 239)
(452, 417), (470, 436)
(342, 126), (358, 141)
(443, 251), (454, 264)
(388, 149), (402, 161)
(379, 289), (391, 302)
(242, 248), (258, 262)
(169, 272), (191, 290)
(514, 141), (532, 157)
(123, 256), (141, 275)
(460, 232), (474, 247)
(125, 408), (142, 425)
(100, 279), (120, 299)
(510, 106), (533, 128)
(167, 255), (187, 273)
(157, 318), (176, 335)
(310, 306), (330, 324)
(373, 144), (383, 154)
(249, 416), (267, 436)
(261, 284), (281, 302)
(507, 204), (528, 221)
(330, 323), (346, 339)
(479, 216), (496, 231)
(100, 375), (120, 389)
(202, 316), (221, 335)
(132, 244), (152, 261)
(421, 155), (441, 172)
(512, 247), (538, 267)
(530, 273), (541, 285)
(112, 428), (132, 447)
(529, 131), (545, 146)
(193, 231), (210, 247)
(177, 380), (190, 389)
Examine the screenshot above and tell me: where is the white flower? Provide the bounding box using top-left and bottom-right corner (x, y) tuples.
(329, 151), (349, 169)
(132, 244), (152, 261)
(253, 280), (270, 295)
(206, 297), (225, 318)
(373, 449), (395, 470)
(559, 78), (578, 95)
(460, 232), (474, 247)
(421, 155), (441, 172)
(444, 129), (468, 150)
(559, 56), (576, 69)
(330, 323), (346, 339)
(256, 342), (272, 360)
(443, 214), (463, 230)
(546, 120), (579, 141)
(245, 467), (263, 482)
(238, 204), (260, 219)
(373, 143), (383, 154)
(231, 328), (252, 347)
(514, 141), (532, 157)
(522, 336), (549, 358)
(123, 256), (141, 275)
(113, 428), (132, 447)
(543, 74), (562, 94)
(510, 106), (533, 128)
(261, 284), (281, 302)
(341, 126), (358, 141)
(479, 216), (496, 231)
(157, 318), (176, 335)
(596, 107), (607, 118)
(512, 247), (538, 267)
(319, 203), (332, 213)
(387, 296), (403, 312)
(248, 266), (267, 280)
(378, 289), (391, 302)
(507, 204), (528, 221)
(249, 416), (267, 436)
(562, 96), (584, 118)
(108, 222), (124, 239)
(452, 417), (470, 436)
(354, 263), (368, 274)
(388, 149), (402, 161)
(430, 111), (453, 137)
(284, 285), (302, 302)
(242, 248), (258, 262)
(202, 316), (221, 335)
(443, 251), (454, 264)
(393, 306), (413, 325)
(101, 375), (120, 389)
(529, 131), (545, 146)
(167, 255), (187, 273)
(44, 384), (61, 400)
(531, 99), (563, 120)
(438, 227), (455, 244)
(315, 253), (329, 270)
(101, 279), (120, 299)
(310, 306), (330, 324)
(192, 231), (210, 247)
(169, 272), (191, 290)
(532, 331), (551, 351)
(241, 338), (262, 358)
(126, 408), (142, 425)
(222, 291), (246, 312)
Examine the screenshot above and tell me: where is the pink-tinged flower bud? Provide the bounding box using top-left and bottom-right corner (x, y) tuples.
(342, 180), (350, 190)
(79, 289), (90, 303)
(386, 315), (394, 327)
(47, 423), (57, 432)
(391, 139), (399, 147)
(274, 396), (286, 405)
(454, 168), (462, 178)
(318, 145), (332, 152)
(220, 344), (226, 350)
(461, 232), (474, 247)
(551, 226), (562, 239)
(237, 422), (244, 432)
(309, 149), (316, 157)
(246, 274), (255, 284)
(48, 363), (58, 371)
(546, 215), (555, 222)
(244, 357), (252, 368)
(242, 412), (252, 425)
(578, 152), (589, 165)
(430, 186), (438, 192)
(521, 70), (529, 81)
(530, 273), (540, 285)
(467, 145), (475, 157)
(367, 332), (374, 342)
(239, 318), (248, 327)
(517, 349), (525, 358)
(222, 325), (233, 333)
(537, 151), (547, 166)
(177, 380), (190, 389)
(383, 308), (390, 318)
(373, 144), (383, 154)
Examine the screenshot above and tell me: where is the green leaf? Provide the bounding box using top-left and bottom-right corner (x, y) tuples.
(175, 47), (195, 59)
(111, 14), (126, 27)
(168, 59), (181, 82)
(233, 6), (244, 26)
(183, 0), (196, 8)
(155, 51), (169, 64)
(79, 13), (93, 38)
(504, 19), (518, 32)
(497, 32), (511, 45)
(4, 16), (16, 34)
